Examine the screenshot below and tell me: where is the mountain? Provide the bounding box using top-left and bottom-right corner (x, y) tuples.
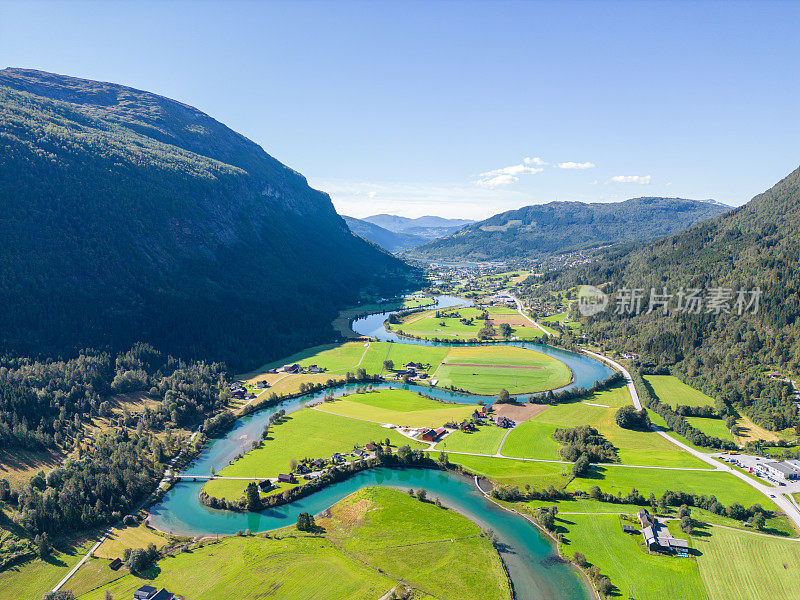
(0, 68), (419, 370)
(409, 198), (731, 261)
(533, 167), (800, 431)
(342, 216), (427, 252)
(362, 214), (474, 241)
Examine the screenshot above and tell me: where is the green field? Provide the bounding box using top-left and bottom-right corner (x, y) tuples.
(0, 536), (98, 600)
(686, 416), (735, 441)
(75, 487), (508, 600)
(321, 487), (510, 600)
(448, 454), (571, 489)
(246, 341), (572, 395)
(558, 514), (708, 600)
(75, 535), (394, 600)
(645, 375), (718, 408)
(433, 345), (572, 394)
(501, 385), (708, 468)
(569, 465), (779, 509)
(435, 423), (508, 454)
(204, 408), (425, 500)
(693, 524), (800, 600)
(389, 306), (546, 341)
(501, 420), (560, 460)
(314, 389), (475, 428)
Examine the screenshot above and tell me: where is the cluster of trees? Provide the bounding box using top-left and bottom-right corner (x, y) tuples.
(553, 425), (619, 464)
(0, 343), (229, 452)
(5, 429), (172, 536)
(296, 512), (317, 532)
(572, 551), (614, 597)
(124, 543), (159, 573)
(636, 372), (738, 450)
(615, 405), (651, 430)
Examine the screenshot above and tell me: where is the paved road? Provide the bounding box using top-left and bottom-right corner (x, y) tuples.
(584, 350), (800, 532)
(510, 295), (552, 336)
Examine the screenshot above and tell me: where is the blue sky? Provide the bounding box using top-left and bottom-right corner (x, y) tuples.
(2, 0), (798, 219)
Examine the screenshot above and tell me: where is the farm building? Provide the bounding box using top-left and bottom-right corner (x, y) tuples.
(133, 587), (179, 600)
(637, 508), (654, 529)
(278, 473), (296, 484)
(622, 524), (636, 534)
(639, 509), (688, 554)
(420, 428), (446, 442)
(495, 416), (513, 428)
(365, 443), (379, 451)
(258, 479), (273, 492)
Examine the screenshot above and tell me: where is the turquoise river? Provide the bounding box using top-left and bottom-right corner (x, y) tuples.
(148, 295), (614, 600)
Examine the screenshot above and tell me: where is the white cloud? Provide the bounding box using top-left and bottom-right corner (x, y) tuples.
(557, 161), (596, 170)
(367, 191), (377, 198)
(524, 156), (547, 166)
(474, 158), (545, 188)
(608, 175), (651, 184)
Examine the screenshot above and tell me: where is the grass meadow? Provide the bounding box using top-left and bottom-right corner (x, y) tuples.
(316, 388), (475, 428)
(692, 524), (800, 600)
(557, 513), (708, 600)
(435, 423), (509, 454)
(433, 345), (572, 394)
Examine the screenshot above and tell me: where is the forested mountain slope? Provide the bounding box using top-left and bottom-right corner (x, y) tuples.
(411, 197), (730, 261)
(529, 167), (800, 431)
(0, 68), (418, 370)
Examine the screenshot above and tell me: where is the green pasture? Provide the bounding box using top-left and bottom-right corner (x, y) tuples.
(76, 535), (394, 600)
(205, 409), (425, 496)
(558, 513), (708, 600)
(645, 375), (718, 408)
(435, 423), (508, 454)
(434, 345), (572, 394)
(693, 524), (800, 600)
(315, 389), (475, 427)
(322, 487), (510, 600)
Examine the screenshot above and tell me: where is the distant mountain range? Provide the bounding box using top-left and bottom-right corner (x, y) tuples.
(408, 197), (731, 261)
(362, 214), (473, 238)
(342, 216), (428, 252)
(0, 68), (418, 369)
(343, 214), (474, 253)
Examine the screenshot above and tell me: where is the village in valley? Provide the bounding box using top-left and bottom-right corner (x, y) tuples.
(7, 265), (800, 600)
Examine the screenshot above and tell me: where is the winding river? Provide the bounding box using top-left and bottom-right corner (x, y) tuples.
(148, 295), (614, 600)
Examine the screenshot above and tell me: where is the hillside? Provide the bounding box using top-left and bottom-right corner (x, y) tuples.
(409, 198), (730, 261)
(362, 214), (473, 241)
(342, 215), (426, 252)
(0, 68), (419, 370)
(529, 166), (800, 431)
